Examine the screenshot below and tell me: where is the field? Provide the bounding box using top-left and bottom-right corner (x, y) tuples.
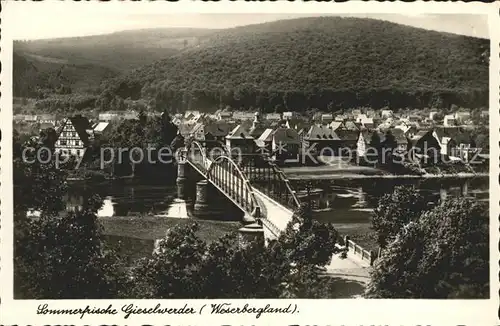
(100, 215), (241, 264)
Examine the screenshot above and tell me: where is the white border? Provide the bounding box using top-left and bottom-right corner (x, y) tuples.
(1, 2), (499, 325)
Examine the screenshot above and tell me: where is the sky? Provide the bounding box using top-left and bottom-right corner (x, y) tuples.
(4, 2), (491, 40)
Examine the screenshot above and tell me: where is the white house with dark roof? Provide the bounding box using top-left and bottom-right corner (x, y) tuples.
(55, 115), (93, 158)
(226, 124), (255, 154)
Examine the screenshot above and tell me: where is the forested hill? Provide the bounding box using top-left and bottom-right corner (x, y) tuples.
(14, 28), (216, 71)
(13, 51), (118, 97)
(102, 17), (489, 112)
(13, 28), (215, 98)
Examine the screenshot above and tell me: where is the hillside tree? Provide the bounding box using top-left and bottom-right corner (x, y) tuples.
(366, 198), (489, 299)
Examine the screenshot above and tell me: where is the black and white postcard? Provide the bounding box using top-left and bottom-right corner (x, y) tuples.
(0, 1), (498, 325)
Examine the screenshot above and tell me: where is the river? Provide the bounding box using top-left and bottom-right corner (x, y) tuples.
(63, 176), (489, 261)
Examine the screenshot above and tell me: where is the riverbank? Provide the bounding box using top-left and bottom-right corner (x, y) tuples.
(100, 215), (241, 264)
(285, 170), (489, 180)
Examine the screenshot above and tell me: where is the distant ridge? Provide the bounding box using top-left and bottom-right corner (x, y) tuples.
(104, 17), (488, 111)
(14, 17), (489, 111)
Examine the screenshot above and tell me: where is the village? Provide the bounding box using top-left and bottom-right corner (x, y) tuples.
(13, 105), (490, 177)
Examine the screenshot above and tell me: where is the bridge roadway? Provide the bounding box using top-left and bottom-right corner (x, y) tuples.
(183, 145), (299, 241)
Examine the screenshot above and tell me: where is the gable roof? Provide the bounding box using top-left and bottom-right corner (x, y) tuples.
(204, 121), (232, 137)
(304, 125), (340, 140)
(226, 124), (253, 139)
(257, 128), (274, 142)
(93, 122), (110, 133)
(434, 126), (474, 145)
(57, 115), (93, 146)
(344, 121), (361, 131)
(329, 121), (343, 131)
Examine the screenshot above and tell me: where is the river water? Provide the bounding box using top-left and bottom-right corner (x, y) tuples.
(63, 176), (488, 256)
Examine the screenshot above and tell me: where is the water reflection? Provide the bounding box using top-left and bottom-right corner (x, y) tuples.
(58, 177), (489, 225)
(291, 177), (489, 224)
(63, 180), (178, 217)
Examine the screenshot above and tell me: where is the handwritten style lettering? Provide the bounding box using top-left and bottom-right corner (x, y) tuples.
(121, 303), (196, 319)
(36, 303), (118, 319)
(210, 303), (296, 318)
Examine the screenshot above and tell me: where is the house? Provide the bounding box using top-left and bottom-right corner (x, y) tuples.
(351, 109), (362, 116)
(270, 127), (301, 161)
(172, 116), (182, 126)
(394, 123), (417, 139)
(355, 114), (374, 129)
(255, 128), (274, 155)
(233, 111), (255, 121)
(99, 110), (138, 121)
(343, 121), (361, 131)
(356, 130), (381, 158)
(381, 110), (393, 118)
(38, 114), (57, 124)
(55, 115), (93, 158)
(265, 113), (282, 121)
(216, 110), (232, 121)
(283, 112), (295, 119)
(429, 111), (439, 120)
(285, 118), (308, 132)
(92, 121), (111, 135)
(178, 123), (194, 138)
(187, 113), (205, 125)
(184, 110), (200, 120)
(249, 112), (269, 139)
(328, 121), (345, 131)
(455, 111), (471, 123)
(356, 129), (405, 157)
(433, 126), (475, 157)
(321, 114), (334, 124)
(39, 122), (55, 133)
(193, 121), (232, 149)
(444, 114), (457, 127)
(335, 129), (359, 150)
(226, 124), (255, 154)
(89, 121), (111, 146)
(388, 128), (409, 153)
(303, 125), (341, 156)
(99, 111), (120, 122)
(408, 130), (441, 162)
(408, 115), (421, 123)
(24, 115), (38, 122)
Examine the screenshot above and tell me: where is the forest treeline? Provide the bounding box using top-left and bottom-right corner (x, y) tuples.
(14, 17), (490, 113)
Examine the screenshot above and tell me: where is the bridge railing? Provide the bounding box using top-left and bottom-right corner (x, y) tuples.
(183, 142), (261, 218)
(236, 154), (301, 212)
(208, 155), (261, 218)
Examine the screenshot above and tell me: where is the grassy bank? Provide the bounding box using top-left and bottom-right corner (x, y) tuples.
(100, 216), (241, 265)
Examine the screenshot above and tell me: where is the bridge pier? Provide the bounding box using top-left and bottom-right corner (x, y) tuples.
(176, 162), (187, 199)
(238, 222), (264, 248)
(352, 186), (367, 208)
(194, 180), (222, 218)
(242, 214), (257, 224)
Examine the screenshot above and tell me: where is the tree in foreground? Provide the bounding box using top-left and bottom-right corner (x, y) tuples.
(129, 204), (341, 299)
(366, 198), (489, 298)
(14, 194), (128, 299)
(371, 185), (429, 249)
(14, 137), (127, 299)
